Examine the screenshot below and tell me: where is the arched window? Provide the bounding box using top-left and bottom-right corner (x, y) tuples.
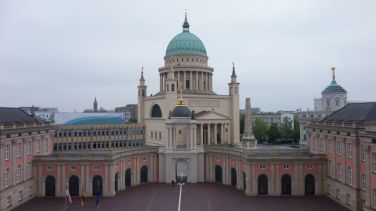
(151, 105), (162, 117)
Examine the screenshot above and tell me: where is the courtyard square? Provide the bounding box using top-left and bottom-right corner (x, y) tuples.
(15, 183), (347, 211)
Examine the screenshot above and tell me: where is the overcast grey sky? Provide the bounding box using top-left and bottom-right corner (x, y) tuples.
(0, 0), (375, 112)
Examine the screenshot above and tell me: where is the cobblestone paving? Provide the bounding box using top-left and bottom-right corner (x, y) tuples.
(14, 183), (347, 211)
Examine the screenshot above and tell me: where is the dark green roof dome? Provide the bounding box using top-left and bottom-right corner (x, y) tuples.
(171, 105), (191, 118)
(322, 74), (346, 94)
(165, 15), (207, 57)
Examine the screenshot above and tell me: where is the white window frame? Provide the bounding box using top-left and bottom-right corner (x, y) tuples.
(337, 141), (343, 155)
(328, 140), (332, 153)
(27, 141), (32, 155)
(328, 161), (332, 177)
(348, 167), (352, 186)
(337, 164), (342, 181)
(319, 139), (324, 152)
(346, 193), (351, 205)
(361, 146), (366, 161)
(6, 195), (11, 207)
(36, 140), (41, 153)
(5, 144), (10, 160)
(4, 168), (10, 187)
(362, 174), (366, 190)
(18, 190), (23, 201)
(27, 162), (31, 179)
(348, 143), (352, 158)
(44, 138), (48, 151)
(16, 143), (21, 158)
(16, 165), (21, 183)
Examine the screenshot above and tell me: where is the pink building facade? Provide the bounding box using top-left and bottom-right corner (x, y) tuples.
(0, 108), (54, 210)
(308, 102), (376, 211)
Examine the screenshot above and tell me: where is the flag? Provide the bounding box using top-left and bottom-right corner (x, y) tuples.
(80, 190), (85, 206)
(65, 185), (72, 204)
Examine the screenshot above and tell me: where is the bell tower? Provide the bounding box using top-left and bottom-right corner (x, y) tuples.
(228, 63), (240, 144)
(137, 67), (147, 123)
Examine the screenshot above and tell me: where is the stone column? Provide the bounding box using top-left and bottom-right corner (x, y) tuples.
(208, 124), (211, 145)
(160, 75), (162, 91)
(214, 123), (217, 144)
(190, 71), (192, 90)
(245, 164), (252, 196)
(221, 123), (224, 144)
(183, 71), (186, 89)
(200, 124), (204, 145)
(227, 123), (231, 144)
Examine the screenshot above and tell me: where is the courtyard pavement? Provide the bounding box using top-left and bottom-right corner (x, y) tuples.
(14, 183), (347, 211)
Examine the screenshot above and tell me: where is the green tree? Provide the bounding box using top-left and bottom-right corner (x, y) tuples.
(253, 118), (269, 142)
(293, 116), (300, 143)
(267, 123), (280, 144)
(128, 118), (138, 123)
(279, 117), (293, 141)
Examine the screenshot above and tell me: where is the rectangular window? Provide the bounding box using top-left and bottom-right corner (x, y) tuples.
(328, 161), (332, 177)
(260, 164), (266, 169)
(5, 144), (10, 160)
(348, 167), (352, 186)
(283, 164), (289, 169)
(18, 191), (23, 201)
(44, 139), (48, 151)
(29, 186), (33, 197)
(4, 168), (9, 187)
(7, 195), (11, 207)
(362, 174), (366, 190)
(337, 164), (342, 181)
(27, 141), (32, 155)
(319, 139), (324, 152)
(36, 140), (41, 153)
(16, 143), (21, 158)
(361, 146), (366, 161)
(374, 189), (376, 209)
(346, 193), (351, 205)
(337, 141), (343, 155)
(348, 143), (352, 158)
(336, 188), (340, 199)
(27, 163), (31, 179)
(328, 140), (332, 153)
(307, 164), (313, 169)
(16, 165), (21, 183)
(327, 184), (331, 195)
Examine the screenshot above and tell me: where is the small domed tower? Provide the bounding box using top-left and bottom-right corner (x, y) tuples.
(321, 66), (347, 113)
(137, 67), (147, 123)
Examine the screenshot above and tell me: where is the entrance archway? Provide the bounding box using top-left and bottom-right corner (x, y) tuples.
(125, 169), (131, 187)
(45, 175), (55, 197)
(69, 175), (79, 196)
(215, 165), (222, 183)
(231, 168), (237, 187)
(176, 160), (188, 183)
(305, 174), (315, 195)
(281, 174), (291, 195)
(140, 165), (148, 183)
(115, 172), (119, 192)
(258, 174), (268, 195)
(92, 175), (103, 196)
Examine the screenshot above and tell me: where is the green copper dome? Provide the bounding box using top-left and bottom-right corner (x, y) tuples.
(165, 15), (207, 57)
(322, 74), (347, 94)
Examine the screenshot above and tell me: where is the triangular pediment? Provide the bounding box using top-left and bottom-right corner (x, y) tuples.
(195, 111), (229, 120)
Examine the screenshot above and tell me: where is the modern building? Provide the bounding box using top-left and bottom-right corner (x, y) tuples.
(252, 111), (295, 128)
(20, 106), (58, 121)
(115, 104), (138, 122)
(54, 112), (125, 125)
(307, 102), (376, 211)
(0, 108), (54, 211)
